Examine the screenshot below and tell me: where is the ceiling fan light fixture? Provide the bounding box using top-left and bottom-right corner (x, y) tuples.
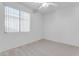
(33, 2), (58, 9)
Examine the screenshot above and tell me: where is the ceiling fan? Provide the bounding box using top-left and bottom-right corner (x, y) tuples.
(32, 2), (58, 13)
(34, 2), (58, 9)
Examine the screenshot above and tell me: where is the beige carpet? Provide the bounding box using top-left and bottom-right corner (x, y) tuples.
(0, 39), (79, 56)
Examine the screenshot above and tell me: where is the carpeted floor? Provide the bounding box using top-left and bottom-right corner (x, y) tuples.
(0, 39), (79, 56)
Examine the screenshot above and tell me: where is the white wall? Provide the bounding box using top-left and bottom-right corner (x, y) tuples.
(0, 3), (43, 52)
(44, 4), (79, 47)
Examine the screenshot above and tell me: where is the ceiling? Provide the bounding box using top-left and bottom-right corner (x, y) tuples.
(20, 2), (78, 14)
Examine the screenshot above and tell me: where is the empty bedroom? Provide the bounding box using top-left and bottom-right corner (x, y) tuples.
(0, 2), (79, 56)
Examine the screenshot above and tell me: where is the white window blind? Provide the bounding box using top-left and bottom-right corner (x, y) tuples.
(20, 11), (30, 32)
(5, 6), (30, 32)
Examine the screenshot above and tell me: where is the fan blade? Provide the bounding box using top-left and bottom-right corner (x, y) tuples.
(39, 3), (49, 9)
(48, 3), (58, 6)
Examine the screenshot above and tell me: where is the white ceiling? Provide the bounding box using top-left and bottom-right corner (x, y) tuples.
(20, 2), (78, 14)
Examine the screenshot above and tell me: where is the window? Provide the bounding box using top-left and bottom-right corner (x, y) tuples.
(5, 6), (30, 32)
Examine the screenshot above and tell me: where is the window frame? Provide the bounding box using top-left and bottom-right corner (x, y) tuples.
(4, 6), (30, 33)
